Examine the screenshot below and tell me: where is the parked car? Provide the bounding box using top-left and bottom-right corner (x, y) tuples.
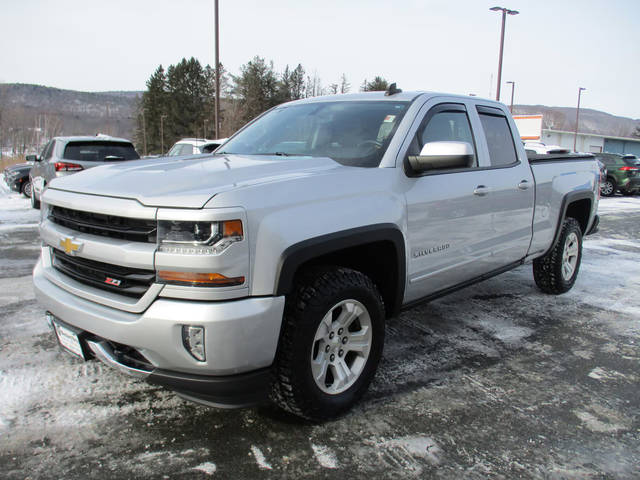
(595, 153), (640, 196)
(167, 138), (228, 156)
(3, 162), (33, 197)
(524, 142), (571, 155)
(34, 89), (600, 420)
(29, 135), (140, 209)
(596, 159), (607, 191)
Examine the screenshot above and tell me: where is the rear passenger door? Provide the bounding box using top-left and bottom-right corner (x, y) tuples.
(474, 105), (535, 270)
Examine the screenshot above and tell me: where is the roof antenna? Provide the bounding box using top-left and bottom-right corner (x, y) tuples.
(385, 83), (402, 96)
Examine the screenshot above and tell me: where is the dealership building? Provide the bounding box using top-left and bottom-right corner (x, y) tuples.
(513, 115), (640, 155)
(540, 129), (640, 155)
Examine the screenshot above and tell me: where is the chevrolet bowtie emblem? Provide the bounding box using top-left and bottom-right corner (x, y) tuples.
(60, 237), (82, 255)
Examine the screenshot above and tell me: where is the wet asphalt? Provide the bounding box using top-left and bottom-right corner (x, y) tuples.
(0, 194), (638, 479)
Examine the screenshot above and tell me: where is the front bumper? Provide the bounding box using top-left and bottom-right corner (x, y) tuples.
(34, 258), (285, 405)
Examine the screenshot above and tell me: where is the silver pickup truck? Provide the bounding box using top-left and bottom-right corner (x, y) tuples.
(33, 89), (600, 420)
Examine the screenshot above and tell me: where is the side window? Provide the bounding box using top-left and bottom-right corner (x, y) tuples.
(478, 113), (518, 167)
(412, 107), (477, 168)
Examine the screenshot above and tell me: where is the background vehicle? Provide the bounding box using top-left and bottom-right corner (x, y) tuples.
(3, 162), (33, 197)
(524, 141), (571, 155)
(595, 153), (640, 196)
(167, 138), (228, 156)
(29, 135), (139, 209)
(34, 90), (599, 421)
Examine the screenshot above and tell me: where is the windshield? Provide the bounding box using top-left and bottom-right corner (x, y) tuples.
(219, 101), (410, 168)
(63, 141), (139, 162)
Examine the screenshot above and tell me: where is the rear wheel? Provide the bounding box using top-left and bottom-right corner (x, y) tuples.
(600, 178), (616, 197)
(30, 184), (40, 210)
(533, 217), (582, 294)
(270, 267), (385, 421)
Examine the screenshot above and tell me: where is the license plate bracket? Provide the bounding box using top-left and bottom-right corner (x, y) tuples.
(50, 315), (89, 360)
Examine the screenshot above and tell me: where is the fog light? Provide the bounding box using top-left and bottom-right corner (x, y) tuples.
(182, 326), (205, 362)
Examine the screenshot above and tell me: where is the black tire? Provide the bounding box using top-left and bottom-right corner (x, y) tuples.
(30, 184), (40, 210)
(270, 266), (385, 421)
(21, 180), (32, 198)
(533, 217), (582, 294)
(600, 177), (616, 197)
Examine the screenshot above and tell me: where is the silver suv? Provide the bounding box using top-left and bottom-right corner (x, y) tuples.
(29, 135), (139, 209)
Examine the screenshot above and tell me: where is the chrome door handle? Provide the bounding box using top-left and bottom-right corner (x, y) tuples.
(473, 185), (490, 196)
(518, 180), (530, 190)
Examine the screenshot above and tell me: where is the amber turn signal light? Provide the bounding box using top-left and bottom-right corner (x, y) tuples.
(157, 271), (245, 287)
(223, 219), (243, 238)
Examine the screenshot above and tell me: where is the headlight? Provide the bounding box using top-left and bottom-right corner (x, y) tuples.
(157, 219), (243, 255)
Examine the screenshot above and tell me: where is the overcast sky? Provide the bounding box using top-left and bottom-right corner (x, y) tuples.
(3, 0), (639, 119)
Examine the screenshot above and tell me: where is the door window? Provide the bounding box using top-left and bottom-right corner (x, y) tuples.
(478, 113), (518, 167)
(410, 105), (477, 169)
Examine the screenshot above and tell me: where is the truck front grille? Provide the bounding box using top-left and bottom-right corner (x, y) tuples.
(49, 206), (156, 243)
(51, 248), (155, 298)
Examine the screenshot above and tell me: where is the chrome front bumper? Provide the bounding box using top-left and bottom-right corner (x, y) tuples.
(34, 258), (285, 376)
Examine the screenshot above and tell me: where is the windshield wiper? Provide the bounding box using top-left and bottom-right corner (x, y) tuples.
(256, 152), (291, 157)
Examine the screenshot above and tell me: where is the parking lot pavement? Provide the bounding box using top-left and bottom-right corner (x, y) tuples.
(1, 182), (638, 479)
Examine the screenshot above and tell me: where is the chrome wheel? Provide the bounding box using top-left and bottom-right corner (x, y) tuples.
(310, 299), (372, 395)
(562, 232), (579, 281)
(23, 181), (32, 198)
(600, 180), (614, 196)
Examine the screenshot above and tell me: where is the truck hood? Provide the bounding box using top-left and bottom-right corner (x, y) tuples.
(48, 154), (343, 208)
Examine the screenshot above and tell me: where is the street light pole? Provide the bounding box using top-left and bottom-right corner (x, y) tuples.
(506, 81), (515, 113)
(490, 6), (519, 102)
(214, 0), (220, 139)
(574, 87), (586, 152)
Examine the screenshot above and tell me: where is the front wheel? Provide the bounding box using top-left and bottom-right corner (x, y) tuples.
(270, 267), (385, 421)
(533, 217), (583, 294)
(22, 180), (32, 198)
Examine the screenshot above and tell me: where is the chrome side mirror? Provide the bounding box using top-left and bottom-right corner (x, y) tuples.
(408, 141), (474, 172)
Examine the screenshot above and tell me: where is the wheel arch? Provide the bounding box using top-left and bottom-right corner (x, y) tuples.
(546, 190), (594, 256)
(274, 224), (406, 318)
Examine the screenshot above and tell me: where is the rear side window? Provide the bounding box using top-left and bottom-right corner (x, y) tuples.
(63, 141), (139, 162)
(479, 113), (518, 167)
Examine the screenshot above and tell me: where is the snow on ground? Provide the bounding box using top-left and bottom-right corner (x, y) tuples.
(596, 195), (640, 214)
(0, 179), (639, 478)
(0, 179), (39, 227)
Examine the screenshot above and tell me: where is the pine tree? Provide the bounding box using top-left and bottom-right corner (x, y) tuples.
(362, 76), (389, 92)
(233, 56), (279, 123)
(136, 65), (167, 154)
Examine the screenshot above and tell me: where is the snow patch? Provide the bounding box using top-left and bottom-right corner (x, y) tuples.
(193, 462), (217, 475)
(588, 367), (626, 381)
(597, 196), (640, 214)
(311, 443), (339, 469)
(574, 410), (628, 433)
(251, 445), (272, 470)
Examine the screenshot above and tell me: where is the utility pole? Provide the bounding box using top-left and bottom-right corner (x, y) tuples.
(574, 87), (586, 152)
(214, 0), (220, 139)
(490, 6), (519, 101)
(160, 114), (167, 154)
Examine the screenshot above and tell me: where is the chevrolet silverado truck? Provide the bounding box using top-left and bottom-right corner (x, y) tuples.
(33, 89), (600, 420)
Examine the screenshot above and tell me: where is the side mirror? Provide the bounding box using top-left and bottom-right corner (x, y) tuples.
(26, 154), (40, 163)
(408, 141), (474, 173)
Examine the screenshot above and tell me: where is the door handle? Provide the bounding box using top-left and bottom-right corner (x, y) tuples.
(473, 185), (490, 196)
(518, 180), (530, 190)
